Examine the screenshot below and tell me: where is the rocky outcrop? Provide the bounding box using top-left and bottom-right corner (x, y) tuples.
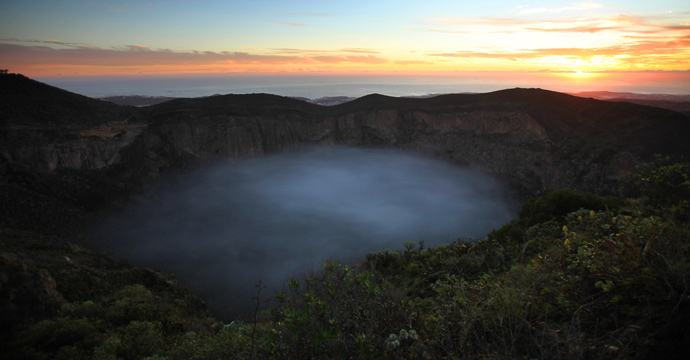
(1, 124), (146, 172)
(0, 251), (65, 334)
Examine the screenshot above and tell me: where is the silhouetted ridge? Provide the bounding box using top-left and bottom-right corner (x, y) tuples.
(0, 74), (138, 128)
(146, 92), (321, 111)
(332, 93), (428, 111)
(408, 88), (690, 152)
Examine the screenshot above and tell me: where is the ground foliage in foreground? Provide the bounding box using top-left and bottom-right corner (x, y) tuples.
(3, 159), (689, 359)
(0, 229), (219, 360)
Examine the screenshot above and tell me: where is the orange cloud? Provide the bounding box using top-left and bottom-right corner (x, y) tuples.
(0, 42), (395, 76)
(517, 0), (604, 14)
(428, 12), (690, 35)
(420, 11), (690, 71)
(0, 43), (303, 67)
(310, 55), (387, 64)
(427, 37), (690, 69)
(395, 60), (433, 65)
(523, 15), (690, 34)
(340, 48), (381, 54)
(127, 45), (151, 50)
(271, 48), (380, 55)
(522, 25), (623, 33)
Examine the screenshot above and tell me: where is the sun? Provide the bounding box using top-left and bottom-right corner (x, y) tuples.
(572, 70), (592, 77)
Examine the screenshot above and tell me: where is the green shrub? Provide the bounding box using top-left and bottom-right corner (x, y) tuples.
(625, 156), (690, 213)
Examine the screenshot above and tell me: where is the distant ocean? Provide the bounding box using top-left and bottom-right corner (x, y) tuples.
(37, 74), (690, 99)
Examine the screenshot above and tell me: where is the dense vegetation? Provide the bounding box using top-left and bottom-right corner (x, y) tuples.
(2, 158), (689, 359)
(0, 230), (219, 360)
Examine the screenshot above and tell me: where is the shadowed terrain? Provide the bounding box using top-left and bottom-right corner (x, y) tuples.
(2, 73), (690, 359)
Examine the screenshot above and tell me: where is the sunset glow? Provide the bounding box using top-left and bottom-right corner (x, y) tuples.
(1, 0), (688, 92)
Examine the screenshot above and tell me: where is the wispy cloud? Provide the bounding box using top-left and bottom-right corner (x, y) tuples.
(310, 55), (387, 64)
(275, 21), (307, 27)
(560, 0), (604, 11)
(395, 60), (433, 65)
(340, 48), (381, 54)
(0, 43), (303, 67)
(522, 25), (622, 33)
(0, 38), (85, 47)
(127, 44), (151, 50)
(271, 48), (380, 55)
(519, 8), (551, 15)
(424, 11), (690, 69)
(427, 36), (690, 68)
(519, 14), (690, 34)
(429, 12), (688, 34)
(431, 17), (528, 27)
(271, 48), (321, 54)
(287, 12), (333, 17)
(0, 42), (390, 74)
(428, 39), (689, 59)
(517, 1), (603, 14)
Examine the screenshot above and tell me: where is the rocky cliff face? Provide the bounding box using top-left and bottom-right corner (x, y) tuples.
(128, 90), (689, 198)
(2, 75), (689, 234)
(2, 124), (146, 173)
(1, 74), (146, 172)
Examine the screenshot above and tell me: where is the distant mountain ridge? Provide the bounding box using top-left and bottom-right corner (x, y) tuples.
(569, 91), (690, 116)
(569, 90), (690, 101)
(100, 89), (690, 115)
(2, 74), (690, 235)
(97, 95), (178, 107)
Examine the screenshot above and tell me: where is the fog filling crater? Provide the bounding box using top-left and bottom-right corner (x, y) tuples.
(97, 147), (516, 320)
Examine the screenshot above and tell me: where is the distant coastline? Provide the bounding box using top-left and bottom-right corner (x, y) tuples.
(37, 74), (690, 100)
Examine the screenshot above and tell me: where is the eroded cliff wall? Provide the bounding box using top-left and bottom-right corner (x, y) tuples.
(127, 91), (688, 198)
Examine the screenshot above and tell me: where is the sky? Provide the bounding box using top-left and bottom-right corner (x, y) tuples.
(1, 0), (689, 91)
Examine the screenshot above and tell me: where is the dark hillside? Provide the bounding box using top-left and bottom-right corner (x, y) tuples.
(0, 75), (148, 235)
(0, 74), (140, 128)
(329, 93), (429, 111)
(438, 88), (690, 159)
(486, 89), (690, 155)
(143, 92), (323, 119)
(334, 89), (689, 154)
(99, 95), (177, 107)
(607, 98), (690, 116)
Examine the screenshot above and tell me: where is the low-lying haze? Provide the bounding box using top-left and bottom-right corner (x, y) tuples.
(39, 73), (690, 99)
(95, 147), (516, 320)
